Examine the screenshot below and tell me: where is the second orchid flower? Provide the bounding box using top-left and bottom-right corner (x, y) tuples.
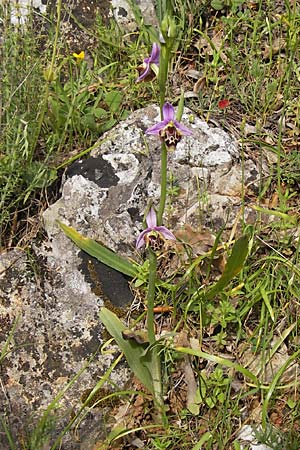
(136, 208), (176, 251)
(146, 102), (193, 150)
(137, 43), (160, 82)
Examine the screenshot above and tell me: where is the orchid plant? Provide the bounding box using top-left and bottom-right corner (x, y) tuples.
(60, 6), (193, 422)
(59, 4), (251, 424)
(127, 20), (193, 417)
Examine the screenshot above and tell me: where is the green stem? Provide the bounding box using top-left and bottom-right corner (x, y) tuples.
(157, 43), (171, 225)
(157, 141), (167, 226)
(158, 45), (170, 115)
(147, 250), (157, 345)
(147, 250), (166, 422)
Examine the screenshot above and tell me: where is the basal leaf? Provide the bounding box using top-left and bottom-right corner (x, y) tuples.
(175, 346), (258, 385)
(99, 307), (154, 394)
(58, 221), (138, 278)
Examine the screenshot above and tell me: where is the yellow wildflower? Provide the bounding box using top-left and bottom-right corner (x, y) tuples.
(72, 51), (85, 60)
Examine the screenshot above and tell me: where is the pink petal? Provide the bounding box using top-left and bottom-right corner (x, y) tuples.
(174, 119), (193, 136)
(146, 208), (157, 228)
(145, 120), (168, 135)
(150, 43), (160, 64)
(136, 230), (148, 249)
(162, 102), (175, 122)
(155, 226), (176, 241)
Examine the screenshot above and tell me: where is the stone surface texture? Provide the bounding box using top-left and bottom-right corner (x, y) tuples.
(0, 105), (264, 448)
(45, 105), (260, 261)
(237, 425), (281, 450)
(111, 0), (158, 30)
(6, 0), (157, 35)
(0, 246), (130, 448)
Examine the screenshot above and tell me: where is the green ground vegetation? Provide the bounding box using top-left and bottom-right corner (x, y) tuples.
(0, 0), (300, 449)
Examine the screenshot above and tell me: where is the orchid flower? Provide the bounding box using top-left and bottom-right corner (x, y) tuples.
(137, 43), (160, 82)
(145, 102), (193, 150)
(136, 208), (176, 250)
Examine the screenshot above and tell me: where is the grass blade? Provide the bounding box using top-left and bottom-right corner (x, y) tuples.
(261, 349), (300, 429)
(175, 346), (259, 385)
(206, 235), (249, 299)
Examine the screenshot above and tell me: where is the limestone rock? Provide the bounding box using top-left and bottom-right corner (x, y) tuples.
(237, 425), (282, 450)
(0, 247), (130, 449)
(44, 105), (260, 260)
(111, 0), (158, 31)
(0, 105), (263, 448)
(7, 0), (157, 35)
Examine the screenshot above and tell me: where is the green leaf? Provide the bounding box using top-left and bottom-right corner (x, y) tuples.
(187, 387), (201, 415)
(261, 349), (300, 429)
(100, 117), (117, 133)
(287, 398), (296, 409)
(93, 107), (108, 119)
(105, 91), (123, 114)
(211, 0), (224, 10)
(99, 307), (154, 394)
(81, 114), (97, 131)
(206, 235), (249, 299)
(175, 346), (259, 385)
(260, 285), (275, 322)
(57, 221), (138, 278)
(251, 205), (297, 225)
(191, 432), (213, 450)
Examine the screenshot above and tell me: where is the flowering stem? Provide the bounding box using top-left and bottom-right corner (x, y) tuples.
(147, 250), (165, 419)
(157, 141), (167, 226)
(147, 250), (157, 345)
(157, 44), (171, 225)
(158, 45), (170, 114)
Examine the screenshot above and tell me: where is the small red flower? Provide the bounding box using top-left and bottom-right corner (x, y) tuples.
(218, 99), (230, 109)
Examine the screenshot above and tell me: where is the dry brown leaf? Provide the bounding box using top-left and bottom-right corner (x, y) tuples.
(175, 224), (215, 257)
(269, 192), (279, 209)
(185, 69), (202, 79)
(263, 37), (286, 59)
(181, 355), (199, 414)
(193, 76), (208, 94)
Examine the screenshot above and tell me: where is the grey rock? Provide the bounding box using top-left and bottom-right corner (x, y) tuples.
(8, 0), (46, 26)
(0, 246), (130, 449)
(44, 105), (262, 257)
(110, 0), (158, 31)
(7, 0), (157, 34)
(237, 425), (281, 450)
(0, 105), (263, 448)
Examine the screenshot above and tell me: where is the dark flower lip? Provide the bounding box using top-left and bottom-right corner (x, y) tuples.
(159, 123), (183, 149)
(136, 63), (157, 82)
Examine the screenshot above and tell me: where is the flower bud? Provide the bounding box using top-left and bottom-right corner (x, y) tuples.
(160, 14), (177, 48)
